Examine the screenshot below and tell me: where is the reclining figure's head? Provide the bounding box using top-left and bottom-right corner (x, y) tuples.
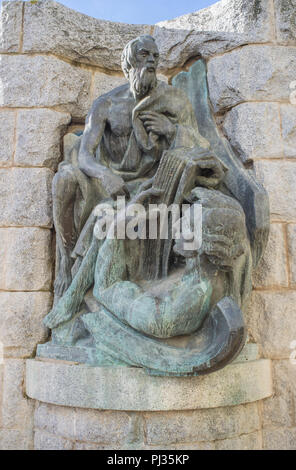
(121, 35), (159, 99)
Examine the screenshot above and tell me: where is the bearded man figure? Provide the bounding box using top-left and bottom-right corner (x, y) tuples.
(53, 34), (214, 299)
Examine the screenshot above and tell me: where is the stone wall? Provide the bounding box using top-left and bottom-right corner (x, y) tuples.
(32, 402), (262, 450)
(0, 0), (295, 450)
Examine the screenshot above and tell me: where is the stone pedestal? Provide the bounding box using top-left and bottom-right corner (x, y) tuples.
(26, 349), (272, 449)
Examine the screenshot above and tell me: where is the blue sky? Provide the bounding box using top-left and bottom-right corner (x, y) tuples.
(51, 0), (217, 24)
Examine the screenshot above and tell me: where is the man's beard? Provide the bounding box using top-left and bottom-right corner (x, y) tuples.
(129, 66), (157, 100)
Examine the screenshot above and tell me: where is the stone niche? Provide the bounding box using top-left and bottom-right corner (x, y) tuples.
(1, 0), (296, 451)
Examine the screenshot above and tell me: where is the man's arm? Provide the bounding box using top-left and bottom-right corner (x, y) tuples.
(78, 98), (128, 198)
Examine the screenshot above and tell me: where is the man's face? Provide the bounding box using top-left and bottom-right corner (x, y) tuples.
(134, 38), (159, 73)
(129, 38), (159, 99)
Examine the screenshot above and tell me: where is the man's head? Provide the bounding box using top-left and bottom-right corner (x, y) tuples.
(121, 35), (159, 99)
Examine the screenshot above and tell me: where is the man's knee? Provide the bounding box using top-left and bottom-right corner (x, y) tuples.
(53, 164), (78, 194)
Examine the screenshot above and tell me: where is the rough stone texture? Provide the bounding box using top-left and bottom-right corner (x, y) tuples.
(92, 73), (127, 102)
(0, 292), (51, 357)
(0, 228), (52, 291)
(0, 1), (23, 53)
(262, 360), (296, 428)
(280, 104), (296, 158)
(34, 403), (75, 439)
(2, 360), (34, 429)
(263, 427), (296, 450)
(253, 224), (288, 288)
(144, 403), (259, 444)
(0, 55), (91, 119)
(26, 359), (272, 411)
(22, 0), (150, 71)
(74, 442), (125, 450)
(254, 161), (296, 222)
(246, 291), (296, 359)
(0, 168), (53, 227)
(0, 110), (15, 167)
(34, 430), (74, 451)
(154, 27), (250, 72)
(144, 442), (215, 450)
(20, 0), (274, 73)
(214, 431), (261, 450)
(287, 224), (296, 286)
(34, 403), (140, 447)
(274, 0), (296, 44)
(154, 0), (274, 70)
(31, 402), (263, 450)
(75, 410), (134, 445)
(223, 103), (282, 161)
(157, 0), (273, 42)
(0, 429), (33, 450)
(15, 109), (71, 169)
(208, 46), (296, 112)
(34, 404), (137, 449)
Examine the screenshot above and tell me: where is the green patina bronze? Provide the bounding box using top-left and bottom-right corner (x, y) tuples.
(38, 36), (269, 376)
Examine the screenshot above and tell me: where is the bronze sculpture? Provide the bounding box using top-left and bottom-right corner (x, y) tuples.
(38, 35), (270, 376)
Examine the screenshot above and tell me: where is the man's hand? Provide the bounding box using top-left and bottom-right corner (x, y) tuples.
(139, 111), (176, 139)
(189, 188), (247, 271)
(193, 153), (226, 188)
(202, 231), (245, 270)
(201, 206), (247, 271)
(93, 170), (130, 200)
(131, 187), (163, 205)
(109, 182), (130, 200)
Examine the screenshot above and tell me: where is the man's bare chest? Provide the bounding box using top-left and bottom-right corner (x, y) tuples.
(107, 100), (134, 137)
